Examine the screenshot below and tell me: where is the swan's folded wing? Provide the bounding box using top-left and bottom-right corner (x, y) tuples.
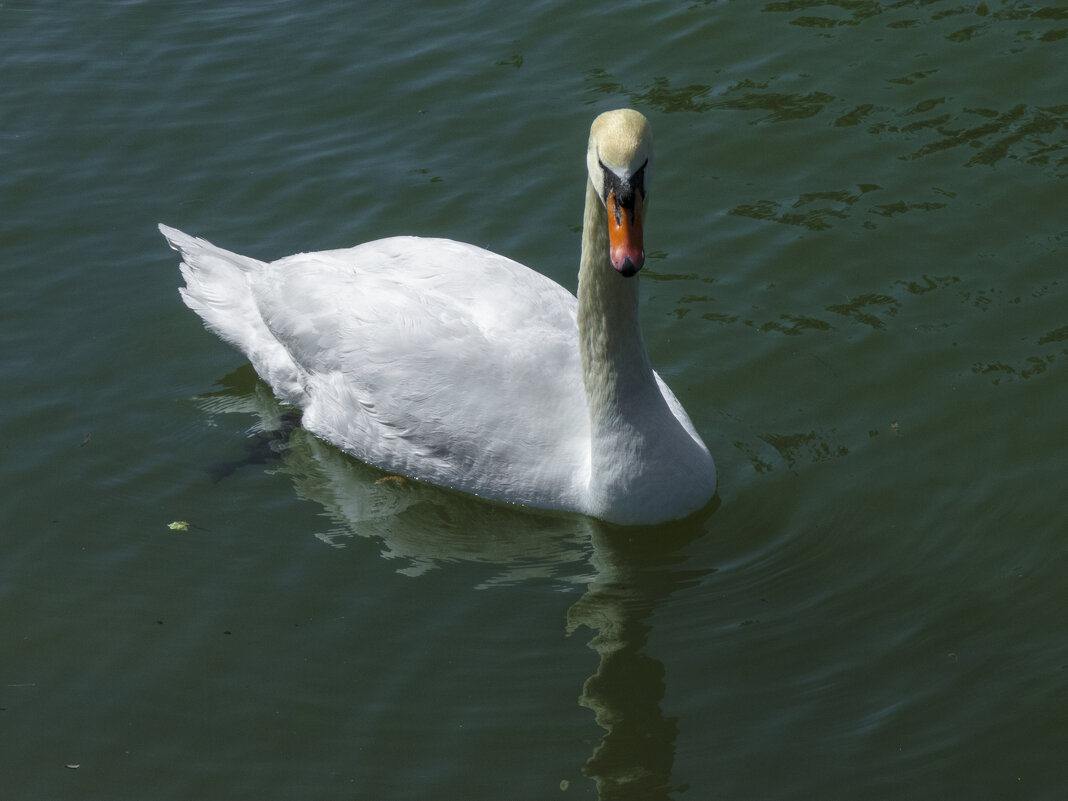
(251, 237), (591, 508)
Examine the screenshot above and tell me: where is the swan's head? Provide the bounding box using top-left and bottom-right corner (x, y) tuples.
(586, 109), (653, 277)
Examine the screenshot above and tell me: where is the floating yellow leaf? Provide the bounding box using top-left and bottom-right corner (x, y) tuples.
(167, 521), (190, 531)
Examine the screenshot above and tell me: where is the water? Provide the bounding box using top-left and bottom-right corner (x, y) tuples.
(2, 1), (1066, 798)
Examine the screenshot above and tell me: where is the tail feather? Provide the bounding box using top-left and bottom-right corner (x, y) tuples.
(160, 224), (305, 404)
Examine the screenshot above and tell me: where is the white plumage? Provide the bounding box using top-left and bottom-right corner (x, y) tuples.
(162, 109), (716, 524)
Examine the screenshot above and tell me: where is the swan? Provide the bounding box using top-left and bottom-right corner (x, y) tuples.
(160, 108), (716, 525)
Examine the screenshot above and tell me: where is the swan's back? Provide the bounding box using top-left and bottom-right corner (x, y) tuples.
(164, 226), (592, 511)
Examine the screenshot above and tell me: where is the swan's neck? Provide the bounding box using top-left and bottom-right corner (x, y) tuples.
(575, 174), (715, 523)
(577, 179), (665, 485)
(578, 178), (659, 415)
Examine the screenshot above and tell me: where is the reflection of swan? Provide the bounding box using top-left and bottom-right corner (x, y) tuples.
(567, 526), (712, 800)
(195, 370), (715, 796)
(162, 108), (715, 525)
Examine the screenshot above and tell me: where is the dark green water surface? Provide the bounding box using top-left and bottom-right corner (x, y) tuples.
(3, 2), (1066, 799)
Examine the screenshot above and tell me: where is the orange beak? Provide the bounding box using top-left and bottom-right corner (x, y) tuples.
(606, 189), (645, 277)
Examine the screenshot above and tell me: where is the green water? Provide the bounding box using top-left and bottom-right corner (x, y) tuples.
(3, 1), (1066, 799)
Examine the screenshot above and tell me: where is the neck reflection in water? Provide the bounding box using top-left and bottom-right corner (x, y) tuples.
(567, 525), (712, 800)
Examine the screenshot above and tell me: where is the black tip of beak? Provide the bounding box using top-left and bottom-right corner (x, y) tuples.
(616, 257), (641, 277)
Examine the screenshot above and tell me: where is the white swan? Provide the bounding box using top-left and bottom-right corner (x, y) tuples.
(160, 109), (716, 525)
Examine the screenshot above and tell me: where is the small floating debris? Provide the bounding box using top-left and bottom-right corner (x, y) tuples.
(374, 476), (408, 487)
(167, 521), (190, 531)
(65, 764), (80, 770)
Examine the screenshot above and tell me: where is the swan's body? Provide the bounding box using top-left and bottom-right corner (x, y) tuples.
(161, 109), (716, 524)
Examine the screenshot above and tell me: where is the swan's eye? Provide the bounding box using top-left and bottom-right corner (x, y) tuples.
(597, 158), (612, 199)
(632, 160), (648, 199)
